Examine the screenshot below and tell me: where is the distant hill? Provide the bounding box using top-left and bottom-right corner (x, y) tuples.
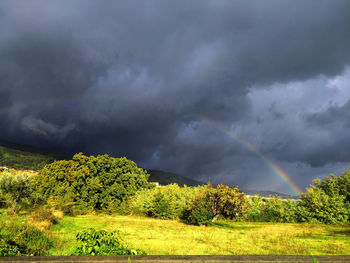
(147, 169), (204, 187)
(242, 189), (300, 199)
(0, 140), (66, 170)
(0, 139), (301, 199)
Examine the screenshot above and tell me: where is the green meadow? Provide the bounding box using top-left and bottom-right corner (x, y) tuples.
(3, 211), (348, 255)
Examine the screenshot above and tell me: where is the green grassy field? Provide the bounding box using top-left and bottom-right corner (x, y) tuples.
(1, 210), (349, 255)
(44, 215), (350, 255)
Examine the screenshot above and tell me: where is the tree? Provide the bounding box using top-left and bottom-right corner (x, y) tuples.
(299, 171), (350, 224)
(299, 187), (348, 224)
(0, 170), (34, 214)
(312, 171), (350, 204)
(208, 184), (250, 221)
(34, 153), (153, 213)
(182, 184), (250, 225)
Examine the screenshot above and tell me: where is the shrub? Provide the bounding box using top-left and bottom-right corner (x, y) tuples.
(129, 184), (198, 219)
(30, 208), (57, 223)
(248, 196), (266, 222)
(0, 221), (52, 256)
(73, 228), (146, 255)
(0, 170), (34, 214)
(0, 239), (21, 256)
(28, 208), (60, 230)
(248, 196), (301, 223)
(182, 191), (214, 226)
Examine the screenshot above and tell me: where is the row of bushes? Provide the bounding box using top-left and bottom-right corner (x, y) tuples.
(126, 174), (350, 225)
(128, 184), (250, 225)
(0, 153), (349, 225)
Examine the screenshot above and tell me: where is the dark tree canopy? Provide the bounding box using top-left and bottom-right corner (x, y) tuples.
(34, 153), (152, 212)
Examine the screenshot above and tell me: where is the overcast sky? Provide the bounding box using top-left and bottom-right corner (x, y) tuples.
(1, 0), (350, 194)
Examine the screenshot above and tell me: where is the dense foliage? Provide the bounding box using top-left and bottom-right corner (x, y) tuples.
(248, 196), (300, 223)
(34, 153), (153, 213)
(0, 170), (34, 214)
(73, 228), (145, 255)
(0, 221), (52, 256)
(181, 189), (214, 226)
(299, 187), (349, 224)
(129, 184), (201, 219)
(248, 171), (350, 224)
(182, 184), (250, 225)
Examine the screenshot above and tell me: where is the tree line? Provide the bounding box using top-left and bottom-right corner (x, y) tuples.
(0, 153), (349, 225)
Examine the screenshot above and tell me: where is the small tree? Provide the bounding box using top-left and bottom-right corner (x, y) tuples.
(208, 184), (250, 221)
(0, 170), (33, 214)
(182, 184), (250, 225)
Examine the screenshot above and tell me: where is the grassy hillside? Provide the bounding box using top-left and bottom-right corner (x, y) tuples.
(0, 140), (66, 170)
(147, 169), (203, 186)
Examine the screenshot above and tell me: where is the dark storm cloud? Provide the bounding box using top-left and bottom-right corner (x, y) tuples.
(1, 0), (350, 192)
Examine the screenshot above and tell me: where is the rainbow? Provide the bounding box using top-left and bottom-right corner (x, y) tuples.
(198, 116), (303, 196)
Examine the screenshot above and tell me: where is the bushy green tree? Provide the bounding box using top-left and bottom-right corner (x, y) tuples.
(182, 184), (250, 225)
(312, 171), (350, 204)
(33, 153), (152, 213)
(181, 189), (214, 226)
(0, 170), (34, 214)
(299, 171), (350, 224)
(208, 184), (250, 221)
(299, 187), (348, 224)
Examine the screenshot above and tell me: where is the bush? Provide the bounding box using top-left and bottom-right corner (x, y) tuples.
(0, 221), (52, 256)
(129, 184), (198, 219)
(28, 208), (60, 230)
(182, 191), (214, 226)
(0, 170), (34, 214)
(248, 196), (300, 223)
(30, 208), (57, 223)
(248, 196), (266, 222)
(73, 228), (146, 255)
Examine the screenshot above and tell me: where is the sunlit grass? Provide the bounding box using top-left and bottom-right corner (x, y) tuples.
(1, 209), (348, 255)
(48, 214), (350, 255)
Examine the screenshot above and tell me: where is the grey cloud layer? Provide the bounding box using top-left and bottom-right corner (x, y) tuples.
(1, 0), (349, 192)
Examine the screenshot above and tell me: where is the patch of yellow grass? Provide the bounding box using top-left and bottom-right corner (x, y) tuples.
(48, 215), (350, 255)
(27, 218), (53, 230)
(52, 209), (64, 219)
